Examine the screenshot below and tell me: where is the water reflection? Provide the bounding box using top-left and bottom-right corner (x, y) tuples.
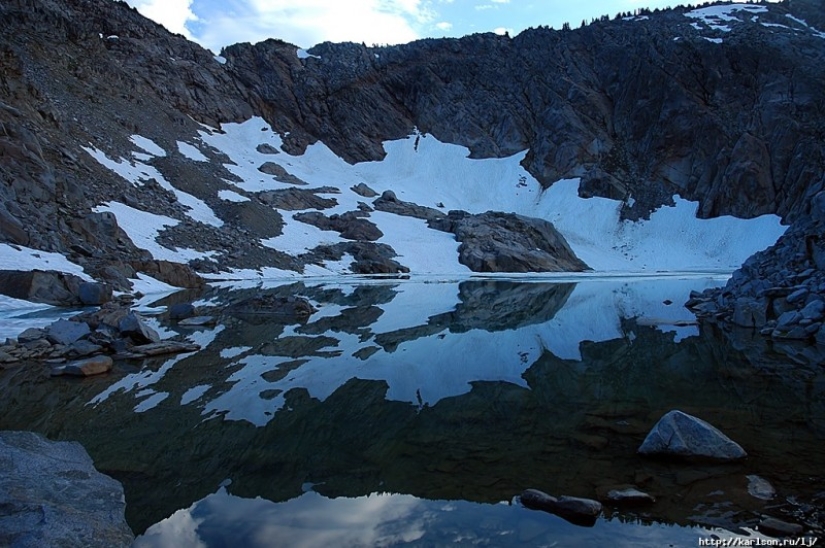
(134, 488), (751, 547)
(0, 276), (822, 543)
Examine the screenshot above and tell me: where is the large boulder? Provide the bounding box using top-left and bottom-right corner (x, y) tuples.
(46, 318), (91, 345)
(731, 297), (767, 328)
(430, 211), (589, 273)
(129, 260), (204, 289)
(0, 431), (134, 547)
(638, 410), (747, 462)
(0, 270), (110, 306)
(118, 312), (161, 344)
(78, 281), (113, 305)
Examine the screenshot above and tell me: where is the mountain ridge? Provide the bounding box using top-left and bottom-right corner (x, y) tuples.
(0, 0), (820, 293)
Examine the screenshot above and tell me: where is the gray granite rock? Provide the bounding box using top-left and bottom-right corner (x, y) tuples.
(0, 431), (134, 547)
(118, 312), (161, 344)
(731, 297), (767, 328)
(800, 299), (825, 321)
(78, 282), (113, 305)
(46, 318), (91, 346)
(16, 327), (45, 344)
(638, 410), (747, 462)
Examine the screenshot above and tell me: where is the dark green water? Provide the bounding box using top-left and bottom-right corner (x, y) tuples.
(0, 277), (823, 546)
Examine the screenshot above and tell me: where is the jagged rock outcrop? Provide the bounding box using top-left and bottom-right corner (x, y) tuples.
(301, 242), (410, 274)
(224, 0), (825, 222)
(293, 211), (383, 241)
(373, 190), (446, 222)
(430, 210), (589, 272)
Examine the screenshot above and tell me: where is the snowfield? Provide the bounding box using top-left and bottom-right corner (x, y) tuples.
(193, 117), (785, 277)
(0, 116), (788, 320)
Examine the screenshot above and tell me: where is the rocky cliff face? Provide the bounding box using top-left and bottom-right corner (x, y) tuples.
(0, 0), (823, 289)
(223, 0), (825, 221)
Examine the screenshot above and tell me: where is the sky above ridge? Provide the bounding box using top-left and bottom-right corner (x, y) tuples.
(123, 0), (772, 53)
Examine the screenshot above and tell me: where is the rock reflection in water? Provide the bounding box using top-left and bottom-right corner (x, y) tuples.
(0, 276), (822, 541)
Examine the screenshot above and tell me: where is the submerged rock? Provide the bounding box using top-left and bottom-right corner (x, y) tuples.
(56, 355), (114, 376)
(759, 517), (804, 537)
(746, 475), (776, 501)
(177, 315), (217, 327)
(600, 486), (656, 506)
(0, 431), (134, 547)
(130, 341), (200, 356)
(520, 489), (602, 526)
(168, 302), (195, 320)
(638, 410), (747, 462)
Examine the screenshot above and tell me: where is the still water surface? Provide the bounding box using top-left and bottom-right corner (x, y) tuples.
(0, 276), (822, 546)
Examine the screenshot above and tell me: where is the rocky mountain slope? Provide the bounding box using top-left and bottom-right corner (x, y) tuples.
(0, 0), (823, 297)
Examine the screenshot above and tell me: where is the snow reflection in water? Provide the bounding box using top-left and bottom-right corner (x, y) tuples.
(1, 276), (822, 544)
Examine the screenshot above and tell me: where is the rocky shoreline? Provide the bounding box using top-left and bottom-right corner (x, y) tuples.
(686, 193), (825, 347)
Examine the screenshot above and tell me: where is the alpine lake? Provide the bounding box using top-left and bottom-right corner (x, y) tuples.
(0, 275), (823, 547)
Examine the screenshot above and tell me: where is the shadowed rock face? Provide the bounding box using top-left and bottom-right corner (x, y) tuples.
(224, 0), (825, 222)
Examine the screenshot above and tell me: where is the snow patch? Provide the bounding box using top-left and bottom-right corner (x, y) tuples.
(130, 273), (179, 296)
(686, 3), (766, 32)
(785, 14), (825, 38)
(0, 243), (92, 280)
(297, 48), (321, 60)
(83, 147), (223, 227)
(177, 141), (209, 162)
(94, 201), (216, 263)
(130, 135), (166, 157)
(262, 215), (347, 255)
(217, 190), (250, 202)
